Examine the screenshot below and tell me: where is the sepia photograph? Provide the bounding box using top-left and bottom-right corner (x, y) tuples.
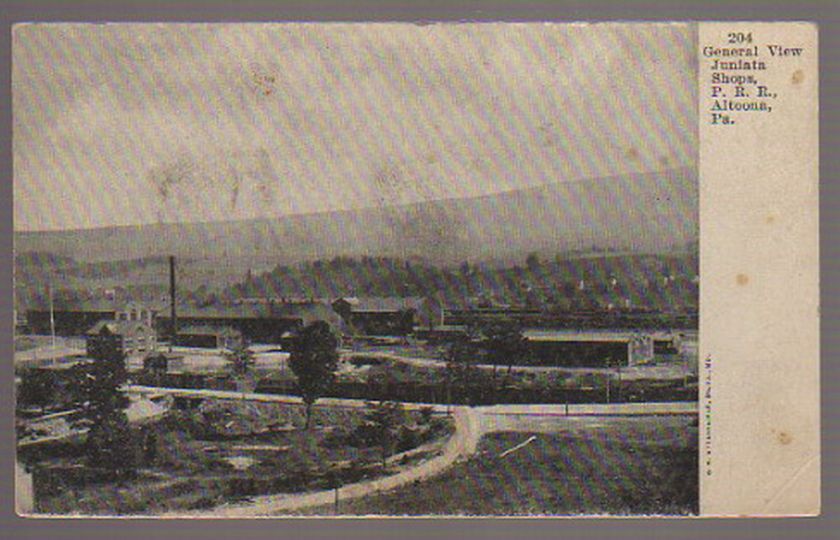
(13, 22), (700, 517)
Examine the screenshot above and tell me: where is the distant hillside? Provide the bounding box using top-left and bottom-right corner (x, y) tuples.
(14, 252), (173, 278)
(15, 168), (697, 266)
(13, 252), (259, 311)
(16, 250), (699, 316)
(223, 252), (698, 313)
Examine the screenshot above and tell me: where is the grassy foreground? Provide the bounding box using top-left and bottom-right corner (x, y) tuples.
(299, 415), (698, 516)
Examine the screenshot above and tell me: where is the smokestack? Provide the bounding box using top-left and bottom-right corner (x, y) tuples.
(169, 256), (177, 351)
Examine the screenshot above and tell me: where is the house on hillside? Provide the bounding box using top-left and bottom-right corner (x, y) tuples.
(85, 319), (157, 359)
(175, 325), (243, 349)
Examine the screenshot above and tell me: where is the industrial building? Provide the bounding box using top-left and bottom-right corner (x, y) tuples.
(332, 296), (442, 336)
(27, 300), (119, 337)
(156, 301), (344, 345)
(412, 324), (469, 344)
(522, 329), (655, 367)
(85, 319), (158, 359)
(26, 300), (161, 337)
(174, 325), (243, 349)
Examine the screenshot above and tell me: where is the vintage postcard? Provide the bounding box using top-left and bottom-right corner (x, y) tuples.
(12, 22), (818, 517)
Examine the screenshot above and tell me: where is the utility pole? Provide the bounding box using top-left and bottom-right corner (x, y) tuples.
(616, 361), (622, 403)
(48, 283), (56, 364)
(446, 368), (452, 416)
(169, 256), (176, 353)
(605, 360), (611, 404)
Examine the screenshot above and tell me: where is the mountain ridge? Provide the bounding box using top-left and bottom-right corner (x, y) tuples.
(14, 167), (698, 266)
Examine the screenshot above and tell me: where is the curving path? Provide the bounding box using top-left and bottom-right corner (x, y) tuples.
(163, 405), (482, 517)
(141, 384), (695, 517)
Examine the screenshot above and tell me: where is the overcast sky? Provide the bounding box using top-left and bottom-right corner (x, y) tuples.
(13, 23), (696, 232)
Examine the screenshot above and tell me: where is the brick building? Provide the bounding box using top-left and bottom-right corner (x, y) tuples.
(85, 319), (157, 359)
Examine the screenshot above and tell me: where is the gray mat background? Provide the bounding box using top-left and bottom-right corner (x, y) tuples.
(1, 1), (837, 538)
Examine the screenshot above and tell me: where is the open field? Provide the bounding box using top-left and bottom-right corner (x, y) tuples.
(296, 415), (698, 516)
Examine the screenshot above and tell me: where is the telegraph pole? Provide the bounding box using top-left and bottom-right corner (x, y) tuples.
(169, 256), (177, 353)
(48, 283), (56, 364)
(616, 360), (622, 403)
(606, 371), (610, 404)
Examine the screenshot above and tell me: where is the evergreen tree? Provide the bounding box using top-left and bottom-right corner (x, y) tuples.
(18, 368), (56, 414)
(79, 337), (137, 479)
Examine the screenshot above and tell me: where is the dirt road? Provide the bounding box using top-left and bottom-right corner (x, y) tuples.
(164, 405), (482, 517)
(143, 386), (695, 517)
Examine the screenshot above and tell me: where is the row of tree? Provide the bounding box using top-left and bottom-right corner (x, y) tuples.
(221, 253), (699, 312)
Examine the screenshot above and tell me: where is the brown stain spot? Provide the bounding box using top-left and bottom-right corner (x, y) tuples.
(791, 69), (804, 85)
(250, 65), (277, 96)
(626, 147), (640, 161)
(777, 431), (793, 445)
(766, 215), (777, 225)
(736, 273), (749, 286)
